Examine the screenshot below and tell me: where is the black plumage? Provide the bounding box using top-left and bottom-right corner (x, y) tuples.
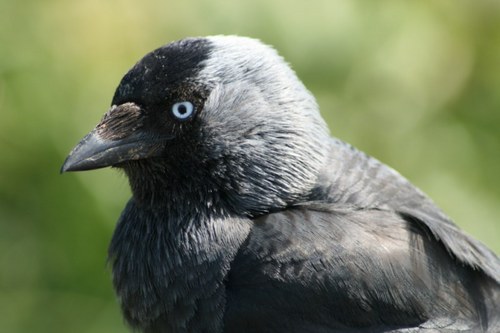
(62, 36), (500, 332)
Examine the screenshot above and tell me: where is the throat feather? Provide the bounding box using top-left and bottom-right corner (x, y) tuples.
(108, 199), (250, 331)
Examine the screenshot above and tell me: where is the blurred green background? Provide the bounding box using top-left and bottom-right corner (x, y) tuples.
(1, 0), (499, 332)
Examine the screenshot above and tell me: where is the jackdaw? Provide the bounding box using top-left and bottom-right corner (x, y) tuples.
(62, 36), (500, 332)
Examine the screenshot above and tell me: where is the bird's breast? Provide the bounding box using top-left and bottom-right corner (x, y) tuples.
(108, 199), (251, 331)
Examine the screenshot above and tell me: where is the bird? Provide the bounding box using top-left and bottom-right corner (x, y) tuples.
(61, 35), (500, 332)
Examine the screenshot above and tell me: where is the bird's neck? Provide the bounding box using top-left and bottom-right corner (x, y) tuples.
(108, 198), (251, 332)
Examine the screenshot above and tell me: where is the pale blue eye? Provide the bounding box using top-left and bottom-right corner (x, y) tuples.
(171, 101), (195, 120)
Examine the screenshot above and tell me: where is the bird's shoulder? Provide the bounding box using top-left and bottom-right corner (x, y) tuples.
(230, 202), (470, 285)
(312, 138), (500, 283)
(225, 203), (498, 332)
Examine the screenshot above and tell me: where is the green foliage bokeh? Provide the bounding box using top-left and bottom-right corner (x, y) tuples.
(1, 1), (499, 332)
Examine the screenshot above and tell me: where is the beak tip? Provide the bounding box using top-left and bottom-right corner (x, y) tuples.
(59, 131), (124, 173)
(60, 154), (78, 174)
(60, 161), (70, 174)
(60, 130), (107, 173)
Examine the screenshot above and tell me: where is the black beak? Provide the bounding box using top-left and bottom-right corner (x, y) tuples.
(61, 130), (160, 173)
(61, 103), (174, 173)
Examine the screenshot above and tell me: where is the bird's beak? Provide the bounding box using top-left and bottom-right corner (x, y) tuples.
(61, 130), (157, 173)
(61, 103), (168, 173)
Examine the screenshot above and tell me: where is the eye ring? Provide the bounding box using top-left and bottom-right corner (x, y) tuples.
(171, 101), (195, 121)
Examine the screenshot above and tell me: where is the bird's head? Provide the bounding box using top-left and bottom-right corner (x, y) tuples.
(62, 36), (330, 216)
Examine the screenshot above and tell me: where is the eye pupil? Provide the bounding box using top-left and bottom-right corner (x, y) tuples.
(171, 101), (195, 120)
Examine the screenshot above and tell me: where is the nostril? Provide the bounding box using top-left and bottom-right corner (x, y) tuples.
(97, 103), (144, 140)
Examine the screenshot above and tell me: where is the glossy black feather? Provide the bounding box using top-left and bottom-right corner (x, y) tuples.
(316, 139), (500, 283)
(222, 140), (500, 332)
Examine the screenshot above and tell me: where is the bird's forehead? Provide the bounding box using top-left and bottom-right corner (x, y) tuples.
(112, 38), (213, 106)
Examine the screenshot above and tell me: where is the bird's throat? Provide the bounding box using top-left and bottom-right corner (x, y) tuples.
(108, 198), (251, 331)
